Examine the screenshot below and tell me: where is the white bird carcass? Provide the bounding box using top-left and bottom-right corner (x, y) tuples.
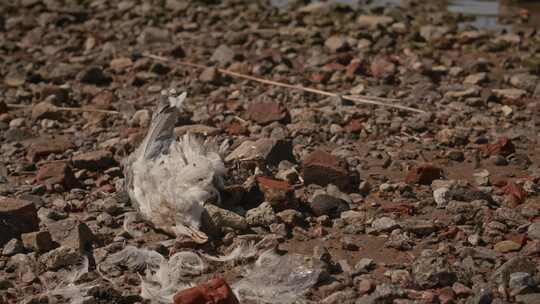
(124, 89), (227, 244)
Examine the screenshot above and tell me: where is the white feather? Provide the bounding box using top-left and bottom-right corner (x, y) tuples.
(126, 90), (227, 242)
(201, 240), (258, 262)
(45, 256), (95, 304)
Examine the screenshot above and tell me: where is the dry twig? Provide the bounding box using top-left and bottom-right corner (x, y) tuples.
(143, 53), (427, 114)
(6, 103), (120, 115)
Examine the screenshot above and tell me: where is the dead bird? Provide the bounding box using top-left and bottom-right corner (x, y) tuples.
(124, 89), (227, 244)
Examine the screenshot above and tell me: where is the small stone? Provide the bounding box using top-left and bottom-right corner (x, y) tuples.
(225, 138), (294, 165)
(245, 202), (277, 227)
(491, 256), (536, 286)
(26, 136), (74, 162)
(110, 57), (133, 73)
(527, 222), (540, 240)
(452, 282), (472, 297)
(246, 101), (287, 125)
(2, 239), (24, 256)
(204, 204), (247, 232)
(503, 181), (527, 204)
(131, 109), (151, 127)
(21, 231), (57, 253)
(446, 150), (465, 162)
(494, 240), (521, 253)
(256, 176), (294, 209)
(493, 88), (527, 100)
(31, 101), (59, 120)
(173, 277), (239, 304)
(199, 67), (220, 83)
(370, 56), (396, 79)
(78, 66), (111, 85)
(211, 45), (235, 66)
(483, 137), (515, 157)
(342, 235), (358, 251)
(357, 279), (374, 295)
(405, 163), (444, 185)
(39, 246), (82, 270)
(137, 27), (170, 44)
(464, 73), (488, 85)
(354, 258), (375, 275)
(433, 187), (451, 207)
(357, 15), (394, 29)
(509, 73), (539, 92)
(473, 169), (490, 186)
(46, 218), (95, 253)
(303, 150), (350, 191)
(72, 150), (116, 171)
(371, 217), (399, 233)
(412, 250), (457, 288)
(36, 162), (79, 191)
(0, 197), (39, 247)
(324, 35), (349, 53)
(310, 194), (349, 218)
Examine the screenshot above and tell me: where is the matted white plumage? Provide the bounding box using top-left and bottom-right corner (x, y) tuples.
(124, 89), (227, 244)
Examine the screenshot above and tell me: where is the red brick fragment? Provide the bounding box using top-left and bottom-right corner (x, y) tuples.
(0, 197), (39, 247)
(173, 277), (239, 304)
(36, 161), (79, 191)
(405, 163), (444, 185)
(246, 101), (287, 125)
(26, 136), (74, 162)
(303, 150), (350, 191)
(502, 181), (527, 203)
(256, 176), (293, 203)
(483, 137), (515, 157)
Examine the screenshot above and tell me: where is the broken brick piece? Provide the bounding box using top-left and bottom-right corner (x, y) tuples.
(0, 197), (39, 247)
(303, 150), (350, 191)
(173, 277), (239, 304)
(502, 181), (527, 204)
(483, 137), (515, 157)
(405, 163), (444, 185)
(36, 161), (79, 191)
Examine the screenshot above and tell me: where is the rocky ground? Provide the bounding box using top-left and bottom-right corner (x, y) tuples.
(1, 0), (540, 303)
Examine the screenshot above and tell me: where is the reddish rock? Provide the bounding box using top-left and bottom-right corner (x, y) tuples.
(502, 181), (527, 203)
(256, 176), (295, 209)
(310, 71), (330, 84)
(357, 279), (373, 295)
(522, 240), (540, 256)
(224, 121), (248, 135)
(343, 119), (363, 133)
(21, 230), (57, 253)
(483, 137), (515, 157)
(91, 91), (116, 110)
(36, 161), (79, 191)
(346, 58), (363, 78)
(72, 150), (116, 171)
(303, 150), (350, 190)
(505, 233), (527, 247)
(246, 101), (287, 125)
(405, 163), (444, 185)
(173, 277), (239, 304)
(0, 196), (39, 247)
(26, 136), (74, 162)
(31, 101), (59, 120)
(370, 56), (396, 79)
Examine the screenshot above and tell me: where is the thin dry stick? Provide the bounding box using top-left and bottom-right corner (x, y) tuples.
(143, 53), (426, 114)
(6, 103), (120, 115)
